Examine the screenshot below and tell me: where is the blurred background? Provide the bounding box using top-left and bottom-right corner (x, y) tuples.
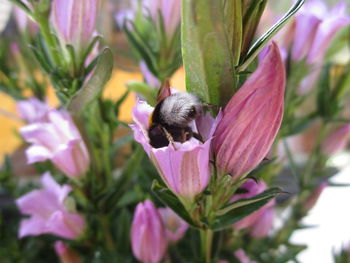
(0, 0), (349, 262)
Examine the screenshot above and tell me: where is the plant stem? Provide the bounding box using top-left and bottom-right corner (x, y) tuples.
(200, 229), (213, 263)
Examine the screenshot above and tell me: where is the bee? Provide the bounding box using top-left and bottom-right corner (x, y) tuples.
(148, 81), (204, 148)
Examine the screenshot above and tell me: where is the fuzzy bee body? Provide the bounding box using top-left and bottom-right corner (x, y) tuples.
(148, 92), (203, 148)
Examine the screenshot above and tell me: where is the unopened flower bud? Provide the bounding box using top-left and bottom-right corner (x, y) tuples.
(212, 42), (285, 180)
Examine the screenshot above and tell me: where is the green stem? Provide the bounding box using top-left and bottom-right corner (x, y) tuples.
(200, 229), (213, 263)
(302, 123), (328, 186)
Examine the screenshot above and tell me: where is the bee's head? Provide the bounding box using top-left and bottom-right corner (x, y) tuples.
(159, 92), (203, 127)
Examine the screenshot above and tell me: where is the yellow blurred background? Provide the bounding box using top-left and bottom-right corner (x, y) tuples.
(0, 68), (185, 160)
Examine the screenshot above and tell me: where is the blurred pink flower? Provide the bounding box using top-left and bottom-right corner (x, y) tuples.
(322, 124), (350, 155)
(232, 180), (275, 238)
(131, 200), (167, 263)
(52, 0), (99, 53)
(302, 182), (328, 212)
(235, 249), (257, 263)
(20, 109), (90, 179)
(13, 4), (38, 34)
(16, 172), (85, 239)
(130, 98), (221, 199)
(158, 207), (188, 242)
(143, 0), (181, 38)
(291, 0), (350, 64)
(54, 241), (82, 263)
(16, 97), (50, 123)
(212, 42), (285, 180)
(115, 0), (181, 39)
(139, 61), (160, 89)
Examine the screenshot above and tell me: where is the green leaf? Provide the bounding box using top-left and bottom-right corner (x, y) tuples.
(9, 0), (32, 14)
(123, 22), (159, 77)
(126, 81), (157, 106)
(151, 180), (196, 227)
(67, 48), (113, 114)
(181, 0), (235, 106)
(241, 0), (267, 58)
(211, 187), (282, 230)
(223, 0), (243, 66)
(238, 0), (304, 71)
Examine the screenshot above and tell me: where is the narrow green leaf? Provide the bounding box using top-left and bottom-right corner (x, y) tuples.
(211, 187), (282, 230)
(67, 48), (113, 114)
(240, 0), (267, 58)
(224, 0), (243, 66)
(238, 0), (304, 71)
(151, 180), (196, 227)
(126, 81), (157, 106)
(181, 0), (235, 106)
(123, 22), (159, 77)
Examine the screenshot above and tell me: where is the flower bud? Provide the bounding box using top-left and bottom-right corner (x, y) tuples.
(302, 182), (327, 212)
(158, 207), (188, 242)
(131, 200), (167, 263)
(54, 241), (82, 263)
(52, 0), (99, 53)
(232, 180), (275, 238)
(212, 42), (285, 180)
(322, 124), (350, 155)
(20, 109), (90, 179)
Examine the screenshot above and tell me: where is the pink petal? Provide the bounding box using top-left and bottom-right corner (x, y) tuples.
(18, 216), (47, 238)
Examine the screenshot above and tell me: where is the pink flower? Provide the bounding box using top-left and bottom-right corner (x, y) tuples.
(13, 4), (38, 34)
(322, 124), (350, 155)
(212, 42), (285, 180)
(291, 0), (350, 64)
(51, 0), (99, 53)
(54, 241), (82, 263)
(232, 180), (275, 238)
(16, 97), (50, 123)
(20, 109), (90, 179)
(143, 0), (181, 38)
(131, 200), (167, 263)
(139, 61), (160, 89)
(302, 182), (328, 212)
(158, 207), (188, 242)
(115, 0), (181, 39)
(235, 249), (257, 263)
(16, 172), (85, 239)
(130, 98), (221, 199)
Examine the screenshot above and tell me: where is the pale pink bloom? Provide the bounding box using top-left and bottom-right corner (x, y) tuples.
(322, 124), (350, 155)
(52, 0), (99, 52)
(235, 249), (257, 263)
(16, 97), (50, 123)
(232, 180), (275, 238)
(20, 109), (90, 179)
(131, 200), (167, 263)
(116, 0), (181, 39)
(302, 182), (328, 212)
(291, 0), (350, 64)
(158, 207), (188, 242)
(212, 42), (285, 180)
(143, 0), (181, 38)
(54, 241), (82, 263)
(13, 4), (38, 34)
(130, 98), (221, 199)
(16, 172), (85, 239)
